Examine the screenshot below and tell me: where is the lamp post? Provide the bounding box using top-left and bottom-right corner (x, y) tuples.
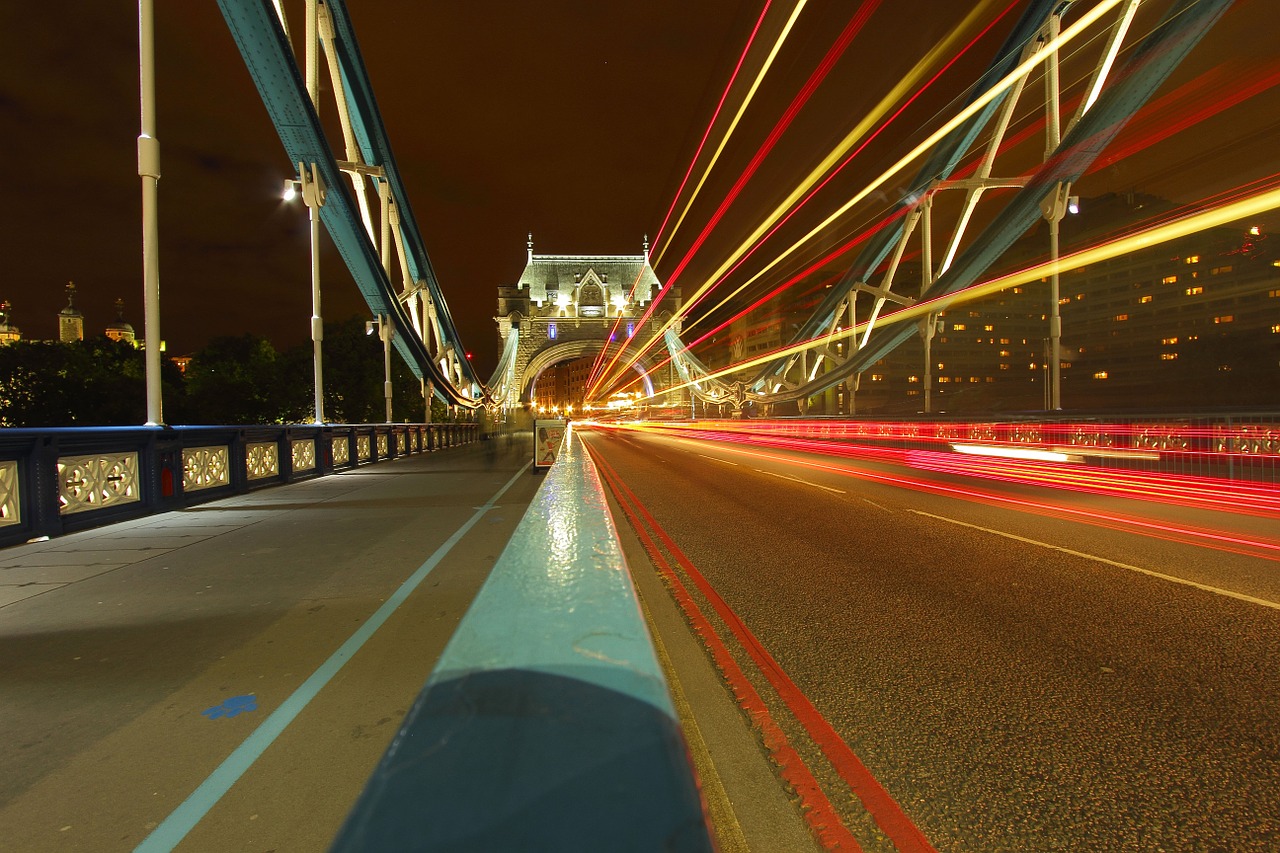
(1041, 184), (1078, 411)
(137, 0), (163, 425)
(285, 164), (327, 422)
(366, 315), (394, 423)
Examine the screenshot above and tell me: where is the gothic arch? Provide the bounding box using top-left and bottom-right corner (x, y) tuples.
(520, 339), (656, 402)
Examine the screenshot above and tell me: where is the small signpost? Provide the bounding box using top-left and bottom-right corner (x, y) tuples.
(533, 419), (567, 471)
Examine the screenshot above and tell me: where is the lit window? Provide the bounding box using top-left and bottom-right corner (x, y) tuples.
(938, 376), (951, 383)
(969, 311), (981, 318)
(984, 325), (994, 332)
(952, 323), (966, 331)
(1270, 290), (1280, 297)
(1185, 286), (1203, 296)
(999, 364), (1010, 371)
(1094, 371), (1109, 379)
(1075, 293), (1085, 300)
(1250, 226), (1262, 236)
(908, 375), (920, 383)
(1139, 295), (1153, 304)
(1271, 324), (1280, 334)
(969, 377), (980, 383)
(1162, 275), (1178, 284)
(1000, 338), (1010, 345)
(1185, 255), (1200, 264)
(1161, 353), (1178, 361)
(870, 374), (884, 381)
(936, 363), (945, 370)
(548, 323), (557, 340)
(999, 350), (1011, 357)
(1059, 297), (1071, 305)
(1214, 315), (1234, 324)
(1161, 337), (1178, 345)
(1012, 287), (1023, 294)
(1114, 314), (1129, 321)
(1211, 265), (1233, 275)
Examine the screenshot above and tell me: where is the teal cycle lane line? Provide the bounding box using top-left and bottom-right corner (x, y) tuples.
(134, 464), (530, 853)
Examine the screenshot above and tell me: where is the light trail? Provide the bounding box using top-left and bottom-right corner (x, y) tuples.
(658, 0), (883, 293)
(585, 422), (1280, 561)
(648, 0), (774, 265)
(653, 182), (1280, 397)
(595, 0), (1102, 397)
(587, 1), (778, 392)
(674, 0), (1024, 336)
(587, 0), (811, 398)
(650, 0), (810, 268)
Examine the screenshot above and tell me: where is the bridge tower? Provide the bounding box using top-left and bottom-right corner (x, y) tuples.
(495, 235), (682, 409)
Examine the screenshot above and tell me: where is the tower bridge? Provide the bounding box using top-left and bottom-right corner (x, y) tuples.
(494, 236), (683, 407)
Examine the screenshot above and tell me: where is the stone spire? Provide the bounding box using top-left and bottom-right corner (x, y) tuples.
(59, 281), (84, 343)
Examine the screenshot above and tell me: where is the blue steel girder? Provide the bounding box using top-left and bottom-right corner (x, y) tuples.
(755, 0), (1233, 402)
(322, 1), (481, 392)
(753, 0), (1062, 392)
(215, 0), (481, 407)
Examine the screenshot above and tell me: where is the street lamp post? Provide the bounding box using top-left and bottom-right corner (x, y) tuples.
(1041, 184), (1078, 411)
(367, 315), (394, 423)
(137, 0), (163, 425)
(286, 165), (327, 423)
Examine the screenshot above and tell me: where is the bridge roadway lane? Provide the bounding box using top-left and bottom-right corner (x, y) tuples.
(0, 431), (541, 852)
(580, 425), (1280, 852)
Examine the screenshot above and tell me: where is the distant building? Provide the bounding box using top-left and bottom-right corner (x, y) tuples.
(104, 298), (137, 345)
(0, 301), (21, 344)
(58, 282), (84, 343)
(731, 192), (1280, 414)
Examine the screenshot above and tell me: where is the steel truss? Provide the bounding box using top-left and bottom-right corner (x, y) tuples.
(217, 0), (487, 407)
(749, 0), (1234, 414)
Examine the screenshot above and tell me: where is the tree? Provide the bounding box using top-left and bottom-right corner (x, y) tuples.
(0, 338), (180, 427)
(183, 333), (287, 424)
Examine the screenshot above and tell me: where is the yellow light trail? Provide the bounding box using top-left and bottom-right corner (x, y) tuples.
(651, 0), (810, 269)
(679, 0), (1125, 340)
(656, 183), (1280, 397)
(596, 0), (1030, 397)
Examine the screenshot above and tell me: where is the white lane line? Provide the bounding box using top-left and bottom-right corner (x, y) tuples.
(753, 468), (846, 495)
(697, 454), (739, 466)
(910, 509), (1280, 611)
(860, 497), (892, 512)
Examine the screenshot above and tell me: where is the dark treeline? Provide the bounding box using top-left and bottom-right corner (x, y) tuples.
(0, 316), (447, 427)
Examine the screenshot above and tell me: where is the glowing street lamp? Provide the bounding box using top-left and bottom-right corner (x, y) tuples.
(285, 164), (327, 422)
(366, 315), (394, 423)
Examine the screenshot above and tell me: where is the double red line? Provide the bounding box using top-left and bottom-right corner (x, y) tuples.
(584, 439), (935, 853)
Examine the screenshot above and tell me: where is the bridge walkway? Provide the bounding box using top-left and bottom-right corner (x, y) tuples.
(0, 430), (811, 851)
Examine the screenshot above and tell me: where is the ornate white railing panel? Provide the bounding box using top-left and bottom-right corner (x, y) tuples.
(377, 434), (389, 458)
(357, 435), (372, 462)
(58, 452), (141, 515)
(246, 442), (280, 481)
(292, 438), (317, 472)
(334, 436), (351, 466)
(0, 460), (20, 526)
(183, 446), (231, 492)
(396, 433), (407, 454)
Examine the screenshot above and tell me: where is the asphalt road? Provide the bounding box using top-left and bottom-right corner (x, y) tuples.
(580, 425), (1280, 852)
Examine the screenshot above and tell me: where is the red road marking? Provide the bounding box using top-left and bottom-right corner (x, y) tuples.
(587, 438), (938, 853)
(587, 443), (863, 851)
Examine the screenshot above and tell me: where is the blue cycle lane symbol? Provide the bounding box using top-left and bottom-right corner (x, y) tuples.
(202, 694), (258, 720)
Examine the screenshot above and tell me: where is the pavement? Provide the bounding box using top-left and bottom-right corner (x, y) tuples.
(0, 429), (815, 852)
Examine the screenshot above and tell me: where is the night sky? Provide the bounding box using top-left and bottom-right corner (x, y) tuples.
(3, 1), (1276, 376)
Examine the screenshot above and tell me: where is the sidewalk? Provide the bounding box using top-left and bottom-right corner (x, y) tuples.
(0, 434), (540, 851)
